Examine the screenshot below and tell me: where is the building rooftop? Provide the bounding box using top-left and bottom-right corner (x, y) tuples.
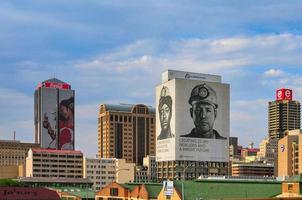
(43, 78), (67, 84)
(103, 104), (155, 114)
(48, 186), (95, 199)
(31, 148), (82, 155)
(285, 174), (302, 183)
(123, 183), (162, 199)
(173, 179), (282, 200)
(16, 177), (92, 184)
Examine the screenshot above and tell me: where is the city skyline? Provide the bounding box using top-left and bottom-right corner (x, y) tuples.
(1, 1), (302, 157)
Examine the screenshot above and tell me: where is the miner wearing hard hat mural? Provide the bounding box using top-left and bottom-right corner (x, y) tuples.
(157, 86), (174, 140)
(181, 83), (226, 139)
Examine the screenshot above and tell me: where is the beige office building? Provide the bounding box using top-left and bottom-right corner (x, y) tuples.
(0, 140), (39, 178)
(98, 104), (156, 165)
(0, 140), (39, 166)
(26, 148), (83, 178)
(277, 129), (302, 177)
(83, 157), (135, 191)
(257, 138), (278, 163)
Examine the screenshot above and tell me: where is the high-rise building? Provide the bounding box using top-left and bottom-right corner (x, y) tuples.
(268, 88), (300, 139)
(156, 70), (229, 181)
(98, 104), (156, 165)
(34, 78), (75, 150)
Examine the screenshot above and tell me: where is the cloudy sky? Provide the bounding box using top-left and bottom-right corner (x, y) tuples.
(1, 1), (302, 156)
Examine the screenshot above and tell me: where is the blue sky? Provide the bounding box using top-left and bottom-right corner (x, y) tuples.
(1, 1), (302, 156)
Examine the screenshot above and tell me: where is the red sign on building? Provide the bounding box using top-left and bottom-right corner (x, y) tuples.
(276, 88), (292, 101)
(0, 187), (60, 200)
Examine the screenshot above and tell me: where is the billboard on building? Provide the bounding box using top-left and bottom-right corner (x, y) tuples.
(161, 69), (221, 84)
(156, 78), (229, 162)
(58, 89), (75, 150)
(163, 181), (174, 196)
(41, 88), (58, 149)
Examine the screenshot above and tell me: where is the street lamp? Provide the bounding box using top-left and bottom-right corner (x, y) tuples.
(175, 162), (194, 200)
(182, 163), (194, 200)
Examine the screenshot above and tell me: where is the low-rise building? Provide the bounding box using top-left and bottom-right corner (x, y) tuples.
(95, 178), (285, 200)
(277, 129), (302, 177)
(83, 157), (135, 191)
(15, 177), (94, 200)
(143, 155), (157, 182)
(95, 182), (162, 200)
(0, 140), (39, 178)
(231, 162), (275, 177)
(26, 148), (83, 178)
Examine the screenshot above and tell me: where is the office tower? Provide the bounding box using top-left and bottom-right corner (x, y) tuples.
(34, 78), (75, 150)
(268, 89), (300, 139)
(156, 70), (229, 181)
(98, 104), (156, 166)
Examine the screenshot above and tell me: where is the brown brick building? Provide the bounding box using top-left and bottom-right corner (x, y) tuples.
(98, 104), (156, 165)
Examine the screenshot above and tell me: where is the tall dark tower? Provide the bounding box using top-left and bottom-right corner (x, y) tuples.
(268, 88), (301, 139)
(34, 78), (75, 150)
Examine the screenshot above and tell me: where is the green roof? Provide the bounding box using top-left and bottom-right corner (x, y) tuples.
(123, 182), (162, 198)
(286, 174), (302, 183)
(48, 186), (95, 199)
(0, 179), (24, 187)
(174, 179), (282, 200)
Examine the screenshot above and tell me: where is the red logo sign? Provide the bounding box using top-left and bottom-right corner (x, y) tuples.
(276, 89), (292, 101)
(44, 82), (70, 89)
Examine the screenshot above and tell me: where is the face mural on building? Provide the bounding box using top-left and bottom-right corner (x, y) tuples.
(58, 97), (74, 150)
(181, 83), (226, 140)
(157, 86), (174, 140)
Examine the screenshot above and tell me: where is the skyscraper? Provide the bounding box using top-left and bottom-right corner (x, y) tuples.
(98, 104), (156, 166)
(268, 88), (301, 139)
(34, 78), (75, 150)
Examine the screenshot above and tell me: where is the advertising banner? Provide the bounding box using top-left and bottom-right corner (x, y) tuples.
(58, 90), (75, 150)
(41, 88), (58, 149)
(156, 78), (229, 162)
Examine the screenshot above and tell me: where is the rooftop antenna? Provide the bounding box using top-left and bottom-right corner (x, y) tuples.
(13, 130), (16, 141)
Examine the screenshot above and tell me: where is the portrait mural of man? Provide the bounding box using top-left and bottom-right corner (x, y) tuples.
(181, 83), (226, 139)
(157, 86), (174, 140)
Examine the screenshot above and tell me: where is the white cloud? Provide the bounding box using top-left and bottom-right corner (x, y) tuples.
(74, 33), (302, 77)
(264, 69), (286, 77)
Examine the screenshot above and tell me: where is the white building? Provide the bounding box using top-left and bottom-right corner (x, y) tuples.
(83, 157), (135, 191)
